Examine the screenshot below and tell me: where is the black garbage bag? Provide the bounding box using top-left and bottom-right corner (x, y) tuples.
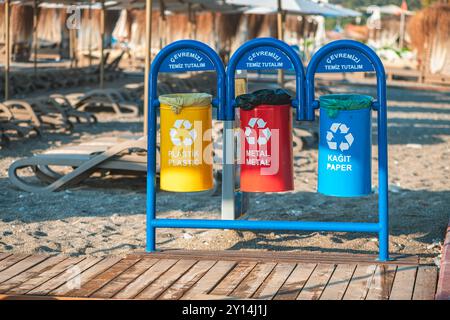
(236, 89), (292, 110)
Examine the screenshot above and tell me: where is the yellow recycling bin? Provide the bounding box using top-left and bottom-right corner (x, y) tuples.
(159, 93), (213, 192)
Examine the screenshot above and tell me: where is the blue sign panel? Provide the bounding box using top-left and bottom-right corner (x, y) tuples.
(236, 46), (294, 70)
(159, 49), (215, 72)
(316, 48), (375, 73)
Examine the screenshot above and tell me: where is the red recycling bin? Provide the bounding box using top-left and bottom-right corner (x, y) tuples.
(239, 104), (294, 192)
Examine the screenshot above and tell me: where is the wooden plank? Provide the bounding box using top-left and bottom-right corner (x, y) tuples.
(389, 265), (417, 300)
(365, 264), (397, 300)
(91, 258), (159, 299)
(181, 261), (237, 300)
(343, 264), (377, 300)
(297, 264), (335, 300)
(274, 263), (316, 300)
(0, 255), (67, 294)
(66, 257), (141, 297)
(320, 264), (356, 300)
(0, 254), (30, 273)
(114, 259), (178, 299)
(158, 260), (216, 300)
(0, 294), (105, 300)
(252, 263), (296, 300)
(231, 262), (276, 299)
(133, 250), (418, 266)
(51, 257), (123, 296)
(8, 256), (86, 295)
(210, 261), (257, 296)
(436, 221), (450, 300)
(181, 293), (246, 300)
(0, 255), (49, 284)
(0, 253), (12, 262)
(26, 257), (102, 296)
(412, 266), (438, 300)
(136, 259), (197, 299)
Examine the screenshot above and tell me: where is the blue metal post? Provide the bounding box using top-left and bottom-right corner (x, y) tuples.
(146, 40), (226, 252)
(305, 40), (389, 261)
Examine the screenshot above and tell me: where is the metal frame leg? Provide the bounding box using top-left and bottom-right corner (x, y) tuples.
(221, 120), (237, 220)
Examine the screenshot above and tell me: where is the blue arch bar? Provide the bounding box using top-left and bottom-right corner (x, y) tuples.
(225, 37), (306, 121)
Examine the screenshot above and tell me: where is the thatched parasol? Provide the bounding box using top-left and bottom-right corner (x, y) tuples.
(408, 3), (450, 74)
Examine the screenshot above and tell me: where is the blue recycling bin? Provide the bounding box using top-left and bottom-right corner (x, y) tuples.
(318, 94), (373, 197)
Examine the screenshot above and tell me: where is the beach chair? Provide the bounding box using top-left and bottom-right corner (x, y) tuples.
(73, 89), (140, 117)
(1, 100), (43, 129)
(104, 50), (125, 81)
(8, 136), (149, 193)
(0, 102), (40, 144)
(3, 97), (73, 131)
(49, 94), (97, 125)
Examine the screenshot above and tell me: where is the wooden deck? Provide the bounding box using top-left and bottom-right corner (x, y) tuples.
(436, 220), (450, 300)
(0, 251), (438, 300)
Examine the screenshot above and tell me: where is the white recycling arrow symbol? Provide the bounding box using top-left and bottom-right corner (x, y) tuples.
(339, 124), (349, 134)
(245, 117), (271, 145)
(326, 122), (354, 151)
(170, 119), (197, 146)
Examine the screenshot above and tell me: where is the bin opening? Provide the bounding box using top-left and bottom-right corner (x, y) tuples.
(320, 94), (373, 118)
(159, 93), (212, 114)
(235, 89), (292, 110)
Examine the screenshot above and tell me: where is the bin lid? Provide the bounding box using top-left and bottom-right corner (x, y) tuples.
(320, 94), (373, 118)
(236, 89), (292, 110)
(159, 93), (212, 114)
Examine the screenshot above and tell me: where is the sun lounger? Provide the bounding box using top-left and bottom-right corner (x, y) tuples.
(7, 97), (73, 132)
(1, 100), (42, 128)
(8, 136), (149, 193)
(73, 89), (140, 117)
(49, 94), (97, 125)
(0, 103), (40, 138)
(0, 102), (40, 144)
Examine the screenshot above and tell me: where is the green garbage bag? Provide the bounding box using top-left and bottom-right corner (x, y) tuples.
(320, 94), (373, 118)
(159, 93), (212, 114)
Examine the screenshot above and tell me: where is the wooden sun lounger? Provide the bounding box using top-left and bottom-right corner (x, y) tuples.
(8, 136), (149, 193)
(3, 98), (70, 131)
(0, 103), (40, 145)
(49, 94), (97, 125)
(74, 89), (140, 117)
(2, 96), (96, 133)
(30, 97), (74, 132)
(1, 100), (42, 129)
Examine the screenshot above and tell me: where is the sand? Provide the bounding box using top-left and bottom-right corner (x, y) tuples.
(0, 81), (449, 265)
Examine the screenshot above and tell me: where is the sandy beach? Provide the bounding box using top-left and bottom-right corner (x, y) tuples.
(0, 81), (449, 265)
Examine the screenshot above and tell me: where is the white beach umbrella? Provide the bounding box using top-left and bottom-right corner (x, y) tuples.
(226, 0), (352, 16)
(321, 3), (361, 17)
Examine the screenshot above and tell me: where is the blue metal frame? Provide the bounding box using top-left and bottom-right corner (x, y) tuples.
(146, 38), (390, 261)
(146, 40), (226, 252)
(305, 40), (389, 261)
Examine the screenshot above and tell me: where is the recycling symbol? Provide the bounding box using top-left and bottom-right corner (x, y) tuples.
(326, 122), (354, 151)
(244, 118), (271, 145)
(170, 119), (197, 146)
